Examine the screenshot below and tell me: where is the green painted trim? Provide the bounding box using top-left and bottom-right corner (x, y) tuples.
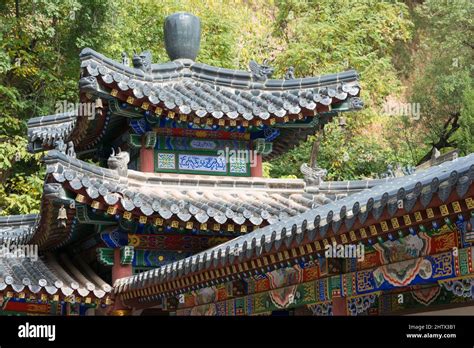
(109, 98), (143, 118)
(97, 248), (114, 266)
(120, 246), (134, 265)
(76, 204), (116, 225)
(128, 134), (142, 148)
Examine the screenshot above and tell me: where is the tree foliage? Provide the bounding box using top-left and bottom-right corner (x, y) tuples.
(397, 0), (474, 163)
(268, 0), (414, 179)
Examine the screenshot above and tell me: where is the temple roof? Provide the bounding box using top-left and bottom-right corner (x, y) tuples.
(27, 11), (363, 156)
(15, 149), (390, 251)
(113, 153), (474, 295)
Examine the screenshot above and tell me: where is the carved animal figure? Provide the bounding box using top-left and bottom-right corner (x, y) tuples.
(300, 163), (327, 185)
(66, 141), (76, 158)
(132, 51), (152, 73)
(284, 66), (295, 80)
(107, 147), (130, 176)
(249, 59), (274, 81)
(54, 139), (67, 153)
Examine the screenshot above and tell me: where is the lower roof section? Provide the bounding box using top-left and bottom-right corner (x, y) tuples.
(0, 252), (111, 300)
(33, 150), (367, 250)
(113, 153), (474, 295)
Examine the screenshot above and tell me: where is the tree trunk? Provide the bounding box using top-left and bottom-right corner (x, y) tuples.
(416, 112), (460, 165)
(309, 126), (324, 168)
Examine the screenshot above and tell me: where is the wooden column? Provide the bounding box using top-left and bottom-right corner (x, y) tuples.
(332, 295), (348, 316)
(140, 146), (154, 172)
(251, 154), (263, 177)
(108, 248), (133, 315)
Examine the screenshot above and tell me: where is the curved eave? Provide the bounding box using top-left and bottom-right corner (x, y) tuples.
(26, 104), (124, 156)
(41, 150), (343, 229)
(27, 111), (78, 153)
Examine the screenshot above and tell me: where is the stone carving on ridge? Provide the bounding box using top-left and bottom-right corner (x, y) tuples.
(300, 162), (327, 186)
(54, 139), (76, 158)
(249, 59), (274, 81)
(132, 51), (152, 73)
(66, 141), (76, 158)
(54, 139), (67, 154)
(284, 66), (295, 80)
(107, 148), (130, 176)
(121, 51), (129, 66)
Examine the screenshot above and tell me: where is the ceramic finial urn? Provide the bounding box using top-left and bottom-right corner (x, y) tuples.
(164, 12), (201, 61)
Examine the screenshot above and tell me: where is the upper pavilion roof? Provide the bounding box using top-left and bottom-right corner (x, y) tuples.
(79, 46), (361, 122)
(27, 12), (363, 156)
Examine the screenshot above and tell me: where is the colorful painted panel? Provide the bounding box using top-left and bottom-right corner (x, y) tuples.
(178, 154), (227, 172)
(379, 284), (474, 314)
(347, 294), (378, 316)
(128, 234), (229, 251)
(229, 157), (248, 174)
(356, 250), (456, 293)
(252, 282), (316, 315)
(357, 220), (459, 271)
(179, 283), (233, 309)
(132, 250), (192, 267)
(245, 263), (319, 295)
(157, 153), (176, 169)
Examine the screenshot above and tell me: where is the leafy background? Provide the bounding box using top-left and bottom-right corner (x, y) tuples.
(0, 0), (472, 215)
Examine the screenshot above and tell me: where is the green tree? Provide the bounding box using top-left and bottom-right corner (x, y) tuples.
(268, 0), (413, 179)
(402, 0), (473, 163)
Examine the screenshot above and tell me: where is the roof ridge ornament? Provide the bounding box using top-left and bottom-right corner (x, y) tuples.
(284, 66), (295, 80)
(249, 59), (274, 81)
(164, 12), (201, 61)
(107, 147), (130, 176)
(132, 51), (152, 73)
(300, 162), (327, 186)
